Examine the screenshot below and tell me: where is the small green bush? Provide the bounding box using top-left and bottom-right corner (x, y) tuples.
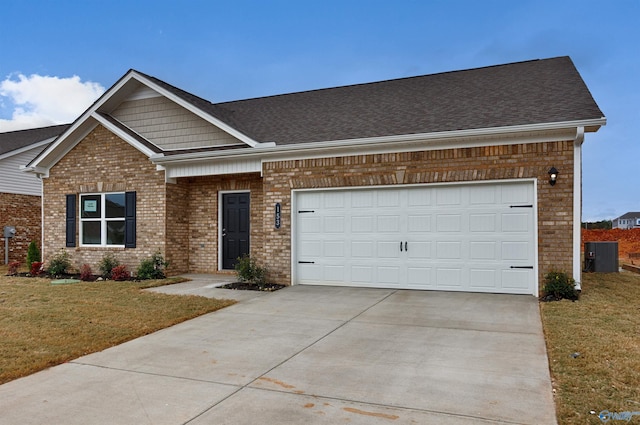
(98, 253), (120, 279)
(136, 252), (168, 280)
(234, 255), (267, 288)
(542, 271), (579, 301)
(26, 241), (41, 268)
(47, 250), (71, 276)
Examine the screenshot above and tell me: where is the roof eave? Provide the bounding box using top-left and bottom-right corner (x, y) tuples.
(150, 118), (607, 165)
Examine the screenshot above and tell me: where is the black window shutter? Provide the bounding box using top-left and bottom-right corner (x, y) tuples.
(124, 191), (136, 248)
(65, 194), (76, 247)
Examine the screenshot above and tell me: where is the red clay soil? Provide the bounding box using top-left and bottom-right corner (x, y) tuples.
(581, 228), (640, 260)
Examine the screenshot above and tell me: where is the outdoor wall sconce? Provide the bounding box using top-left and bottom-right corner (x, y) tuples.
(548, 167), (559, 186)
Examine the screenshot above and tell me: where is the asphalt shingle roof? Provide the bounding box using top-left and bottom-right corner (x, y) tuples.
(142, 56), (604, 146)
(0, 124), (71, 156)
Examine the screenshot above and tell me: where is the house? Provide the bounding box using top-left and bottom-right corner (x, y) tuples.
(0, 124), (70, 263)
(613, 212), (640, 229)
(24, 56), (605, 295)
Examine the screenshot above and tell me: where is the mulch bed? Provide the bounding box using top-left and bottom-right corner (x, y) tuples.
(220, 282), (285, 292)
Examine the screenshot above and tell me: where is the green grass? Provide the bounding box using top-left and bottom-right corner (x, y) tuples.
(0, 271), (234, 384)
(541, 271), (640, 424)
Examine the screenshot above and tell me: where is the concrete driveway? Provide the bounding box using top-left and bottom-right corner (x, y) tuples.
(0, 282), (556, 424)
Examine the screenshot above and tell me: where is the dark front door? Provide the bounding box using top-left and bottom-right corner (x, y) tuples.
(222, 192), (250, 269)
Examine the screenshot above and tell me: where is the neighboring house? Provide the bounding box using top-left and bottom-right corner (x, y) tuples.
(0, 124), (70, 263)
(24, 56), (605, 295)
(613, 212), (640, 229)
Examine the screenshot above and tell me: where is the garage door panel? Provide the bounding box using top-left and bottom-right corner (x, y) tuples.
(469, 268), (497, 289)
(407, 267), (432, 287)
(407, 241), (431, 259)
(378, 266), (401, 284)
(469, 185), (497, 204)
(407, 214), (431, 232)
(352, 216), (374, 232)
(351, 266), (373, 283)
(324, 265), (346, 282)
(324, 216), (345, 232)
(502, 213), (531, 232)
(378, 215), (400, 232)
(407, 188), (432, 206)
(437, 214), (462, 232)
(295, 182), (536, 295)
(436, 241), (462, 259)
(501, 269), (533, 292)
(378, 241), (401, 258)
(323, 241), (345, 257)
(470, 241), (497, 260)
(436, 268), (463, 288)
(469, 214), (496, 232)
(502, 241), (530, 261)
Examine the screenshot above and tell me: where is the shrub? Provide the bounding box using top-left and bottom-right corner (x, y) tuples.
(111, 265), (129, 281)
(80, 264), (93, 281)
(30, 261), (44, 276)
(234, 255), (267, 288)
(98, 253), (120, 279)
(136, 252), (169, 280)
(542, 271), (579, 301)
(7, 261), (20, 275)
(26, 241), (41, 268)
(47, 250), (71, 276)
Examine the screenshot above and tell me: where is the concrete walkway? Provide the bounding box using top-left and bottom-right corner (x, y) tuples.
(0, 277), (557, 424)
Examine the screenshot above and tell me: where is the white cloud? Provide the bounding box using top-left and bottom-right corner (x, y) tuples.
(0, 73), (105, 132)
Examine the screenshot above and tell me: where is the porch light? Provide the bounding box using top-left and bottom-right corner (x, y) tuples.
(548, 167), (559, 186)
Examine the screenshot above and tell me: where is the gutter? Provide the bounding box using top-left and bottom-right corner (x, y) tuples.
(150, 118), (607, 165)
(573, 126), (586, 292)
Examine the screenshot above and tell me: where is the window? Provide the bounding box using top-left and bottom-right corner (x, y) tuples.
(80, 193), (126, 246)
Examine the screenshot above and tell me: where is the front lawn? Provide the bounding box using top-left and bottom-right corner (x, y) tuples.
(0, 270), (234, 384)
(541, 271), (640, 424)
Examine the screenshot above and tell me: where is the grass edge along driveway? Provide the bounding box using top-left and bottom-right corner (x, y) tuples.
(540, 271), (640, 425)
(0, 273), (234, 385)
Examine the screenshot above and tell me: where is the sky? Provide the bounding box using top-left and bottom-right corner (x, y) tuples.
(0, 0), (637, 222)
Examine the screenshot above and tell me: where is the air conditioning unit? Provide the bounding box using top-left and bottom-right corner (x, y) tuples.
(584, 242), (619, 273)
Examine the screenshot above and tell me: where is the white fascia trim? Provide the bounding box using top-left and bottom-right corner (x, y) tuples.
(91, 112), (158, 158)
(152, 119), (604, 166)
(573, 126), (585, 291)
(25, 71), (141, 172)
(129, 72), (263, 148)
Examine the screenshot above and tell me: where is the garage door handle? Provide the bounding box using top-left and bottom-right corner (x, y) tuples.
(298, 261), (315, 264)
(405, 242), (408, 251)
(400, 242), (403, 252)
(510, 266), (533, 269)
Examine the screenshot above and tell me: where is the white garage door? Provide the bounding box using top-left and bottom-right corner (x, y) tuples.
(294, 182), (536, 295)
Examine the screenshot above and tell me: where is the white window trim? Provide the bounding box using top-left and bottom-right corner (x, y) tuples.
(79, 192), (126, 247)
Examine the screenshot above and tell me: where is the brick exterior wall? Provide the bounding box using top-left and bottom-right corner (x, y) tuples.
(185, 173), (263, 273)
(42, 123), (576, 293)
(43, 125), (169, 274)
(262, 141), (575, 288)
(0, 192), (41, 264)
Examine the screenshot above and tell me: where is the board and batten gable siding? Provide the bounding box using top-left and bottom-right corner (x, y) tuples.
(111, 96), (243, 150)
(0, 146), (45, 196)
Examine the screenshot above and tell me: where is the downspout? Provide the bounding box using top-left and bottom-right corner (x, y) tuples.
(39, 174), (45, 264)
(573, 126), (585, 291)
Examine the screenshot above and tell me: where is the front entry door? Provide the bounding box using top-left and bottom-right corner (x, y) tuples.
(222, 192), (250, 269)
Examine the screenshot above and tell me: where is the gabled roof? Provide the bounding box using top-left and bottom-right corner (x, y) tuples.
(204, 56), (604, 145)
(617, 212), (640, 220)
(26, 56), (605, 175)
(0, 124), (70, 156)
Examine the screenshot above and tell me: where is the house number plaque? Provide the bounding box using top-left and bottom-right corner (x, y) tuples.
(275, 203), (281, 229)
